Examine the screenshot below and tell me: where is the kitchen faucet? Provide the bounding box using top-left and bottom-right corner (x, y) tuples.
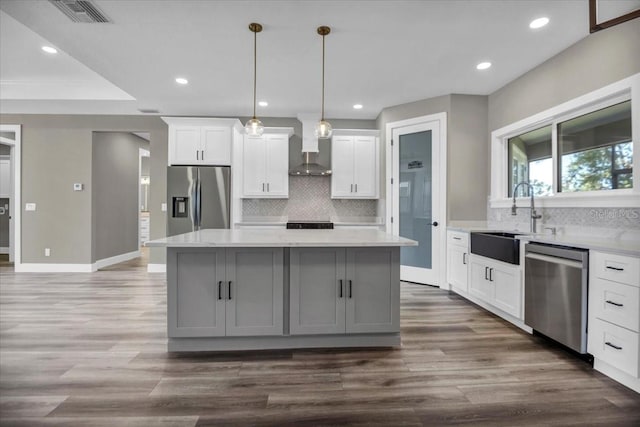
(511, 181), (542, 233)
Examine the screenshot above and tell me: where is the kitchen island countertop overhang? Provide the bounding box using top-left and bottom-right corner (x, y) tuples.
(146, 229), (417, 352)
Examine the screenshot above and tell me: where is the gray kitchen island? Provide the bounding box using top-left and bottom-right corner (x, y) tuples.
(146, 229), (417, 352)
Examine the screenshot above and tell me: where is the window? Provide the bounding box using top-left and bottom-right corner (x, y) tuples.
(491, 74), (639, 207)
(508, 125), (552, 197)
(558, 100), (632, 192)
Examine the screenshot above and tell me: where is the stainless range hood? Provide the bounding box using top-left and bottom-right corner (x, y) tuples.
(289, 114), (332, 176)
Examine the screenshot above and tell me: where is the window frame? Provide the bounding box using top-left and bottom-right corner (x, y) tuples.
(490, 73), (640, 208)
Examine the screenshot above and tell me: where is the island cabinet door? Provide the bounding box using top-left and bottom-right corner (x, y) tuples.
(167, 248), (226, 337)
(289, 248), (347, 335)
(225, 248), (284, 336)
(346, 247), (400, 333)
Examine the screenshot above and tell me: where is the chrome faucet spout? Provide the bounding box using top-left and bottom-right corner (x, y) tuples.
(512, 181), (542, 233)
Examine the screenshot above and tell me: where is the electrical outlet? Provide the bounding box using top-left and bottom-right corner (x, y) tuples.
(25, 203), (36, 211)
(45, 248), (51, 257)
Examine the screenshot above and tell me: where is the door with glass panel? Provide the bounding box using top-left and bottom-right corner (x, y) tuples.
(392, 121), (442, 285)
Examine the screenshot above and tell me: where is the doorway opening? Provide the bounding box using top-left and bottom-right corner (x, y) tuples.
(0, 125), (21, 271)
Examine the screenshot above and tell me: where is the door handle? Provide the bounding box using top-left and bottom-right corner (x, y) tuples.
(489, 268), (494, 282)
(605, 300), (623, 307)
(267, 183), (270, 192)
(218, 281), (223, 300)
(339, 279), (343, 298)
(348, 280), (353, 298)
(355, 183), (357, 192)
(485, 266), (488, 280)
(201, 150), (204, 160)
(350, 184), (353, 193)
(605, 341), (622, 350)
(228, 281), (232, 300)
(432, 221), (439, 227)
(262, 183), (265, 192)
(196, 150), (199, 161)
(606, 266), (624, 271)
(462, 253), (467, 265)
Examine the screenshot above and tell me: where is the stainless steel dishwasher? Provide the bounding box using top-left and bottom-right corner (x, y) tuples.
(524, 243), (589, 353)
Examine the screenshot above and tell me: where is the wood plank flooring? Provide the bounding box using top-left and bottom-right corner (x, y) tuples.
(1, 255), (639, 426)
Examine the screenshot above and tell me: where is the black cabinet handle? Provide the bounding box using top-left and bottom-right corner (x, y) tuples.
(489, 268), (494, 282)
(462, 253), (467, 265)
(432, 221), (439, 227)
(348, 280), (353, 299)
(339, 279), (343, 298)
(484, 266), (488, 280)
(605, 300), (623, 307)
(453, 237), (461, 240)
(228, 281), (232, 300)
(218, 281), (223, 300)
(606, 266), (624, 271)
(605, 342), (622, 350)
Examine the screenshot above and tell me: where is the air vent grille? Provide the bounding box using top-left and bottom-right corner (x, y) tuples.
(49, 0), (111, 23)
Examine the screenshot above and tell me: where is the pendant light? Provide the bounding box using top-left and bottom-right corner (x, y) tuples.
(245, 22), (264, 136)
(315, 26), (332, 139)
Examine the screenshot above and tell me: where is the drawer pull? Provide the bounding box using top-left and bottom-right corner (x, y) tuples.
(605, 300), (623, 307)
(453, 237), (461, 240)
(605, 342), (622, 350)
(462, 253), (467, 265)
(218, 281), (223, 300)
(606, 266), (624, 271)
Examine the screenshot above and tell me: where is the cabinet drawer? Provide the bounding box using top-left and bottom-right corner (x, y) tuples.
(448, 231), (469, 248)
(588, 318), (639, 378)
(592, 277), (640, 332)
(591, 251), (640, 287)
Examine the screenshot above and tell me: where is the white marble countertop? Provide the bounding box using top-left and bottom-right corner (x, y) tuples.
(446, 221), (640, 257)
(146, 229), (418, 248)
(235, 216), (384, 227)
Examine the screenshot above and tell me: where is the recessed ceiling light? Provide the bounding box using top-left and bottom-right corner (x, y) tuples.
(258, 101), (268, 107)
(175, 77), (188, 85)
(353, 104), (363, 110)
(476, 62), (492, 70)
(41, 46), (58, 54)
(530, 17), (550, 29)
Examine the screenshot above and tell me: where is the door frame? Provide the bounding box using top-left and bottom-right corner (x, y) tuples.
(385, 113), (447, 287)
(0, 124), (21, 267)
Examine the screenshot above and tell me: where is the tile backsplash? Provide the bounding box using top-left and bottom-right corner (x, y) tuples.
(488, 207), (640, 238)
(242, 176), (377, 220)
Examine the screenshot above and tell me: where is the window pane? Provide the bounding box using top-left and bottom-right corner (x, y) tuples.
(559, 100), (632, 192)
(508, 125), (552, 197)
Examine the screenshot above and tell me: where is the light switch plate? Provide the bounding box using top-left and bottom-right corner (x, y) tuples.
(161, 203), (167, 212)
(25, 203), (36, 211)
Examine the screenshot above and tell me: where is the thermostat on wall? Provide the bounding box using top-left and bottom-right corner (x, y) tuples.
(73, 183), (84, 191)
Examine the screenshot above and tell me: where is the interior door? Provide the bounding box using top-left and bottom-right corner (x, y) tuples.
(392, 121), (442, 285)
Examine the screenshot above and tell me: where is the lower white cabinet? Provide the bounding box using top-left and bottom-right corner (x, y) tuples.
(167, 247), (284, 338)
(469, 254), (521, 319)
(289, 247), (400, 335)
(447, 231), (469, 293)
(588, 250), (640, 392)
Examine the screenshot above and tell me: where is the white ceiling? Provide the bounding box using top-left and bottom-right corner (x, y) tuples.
(0, 0), (613, 119)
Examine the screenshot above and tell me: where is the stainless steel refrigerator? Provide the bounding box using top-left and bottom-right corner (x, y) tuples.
(167, 166), (230, 236)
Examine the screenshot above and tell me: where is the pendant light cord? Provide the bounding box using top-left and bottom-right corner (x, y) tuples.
(253, 29), (257, 120)
(321, 33), (325, 121)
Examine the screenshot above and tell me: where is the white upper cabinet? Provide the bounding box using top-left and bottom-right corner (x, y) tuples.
(163, 117), (242, 166)
(331, 130), (380, 199)
(241, 128), (293, 198)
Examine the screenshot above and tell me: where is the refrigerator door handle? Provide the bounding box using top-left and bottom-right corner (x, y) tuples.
(196, 170), (202, 229)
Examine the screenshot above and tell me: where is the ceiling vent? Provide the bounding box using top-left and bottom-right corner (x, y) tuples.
(49, 0), (111, 23)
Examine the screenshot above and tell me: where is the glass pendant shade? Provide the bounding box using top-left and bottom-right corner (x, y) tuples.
(315, 119), (333, 139)
(245, 117), (264, 136)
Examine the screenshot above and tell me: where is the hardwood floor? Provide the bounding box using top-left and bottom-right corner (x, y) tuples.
(1, 257), (639, 426)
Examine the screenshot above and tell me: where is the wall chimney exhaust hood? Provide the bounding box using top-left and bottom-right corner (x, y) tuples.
(289, 114), (332, 176)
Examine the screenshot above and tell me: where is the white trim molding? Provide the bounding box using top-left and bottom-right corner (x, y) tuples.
(490, 73), (640, 209)
(0, 124), (20, 267)
(93, 250), (140, 270)
(16, 250), (141, 273)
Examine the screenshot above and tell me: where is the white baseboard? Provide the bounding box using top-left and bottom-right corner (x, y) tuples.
(15, 263), (94, 273)
(94, 250), (140, 270)
(147, 263), (166, 273)
(0, 247), (8, 254)
(15, 250), (142, 273)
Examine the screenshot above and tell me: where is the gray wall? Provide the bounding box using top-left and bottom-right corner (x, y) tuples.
(91, 132), (145, 262)
(375, 94), (489, 221)
(0, 114), (167, 265)
(489, 19), (640, 131)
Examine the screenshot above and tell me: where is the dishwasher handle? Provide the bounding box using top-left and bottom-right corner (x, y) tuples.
(525, 252), (584, 269)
